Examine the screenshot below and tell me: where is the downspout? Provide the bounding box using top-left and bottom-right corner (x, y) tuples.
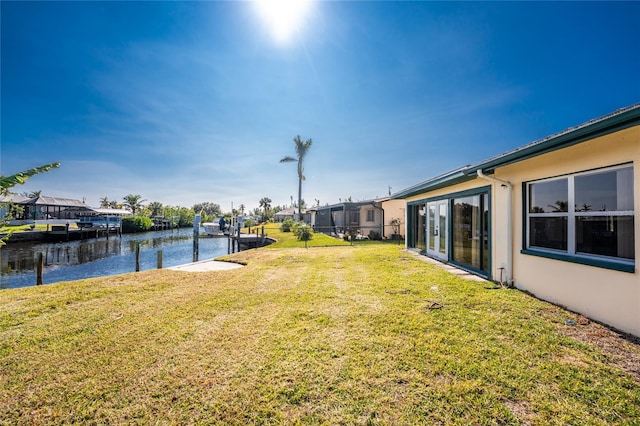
(372, 202), (384, 238)
(476, 170), (514, 287)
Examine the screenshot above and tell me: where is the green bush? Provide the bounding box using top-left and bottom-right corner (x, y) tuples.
(279, 217), (295, 232)
(122, 216), (153, 233)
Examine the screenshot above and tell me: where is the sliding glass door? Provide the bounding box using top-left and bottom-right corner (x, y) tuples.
(426, 200), (448, 261)
(452, 194), (489, 275)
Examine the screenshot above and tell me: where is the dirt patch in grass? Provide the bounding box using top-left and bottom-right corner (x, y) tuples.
(557, 319), (640, 381)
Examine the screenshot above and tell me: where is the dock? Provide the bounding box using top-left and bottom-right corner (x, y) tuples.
(3, 225), (121, 243)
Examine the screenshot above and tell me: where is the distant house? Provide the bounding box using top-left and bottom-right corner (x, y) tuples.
(393, 104), (639, 336)
(0, 194), (31, 223)
(1, 195), (129, 225)
(273, 207), (310, 223)
(310, 197), (406, 240)
(12, 195), (92, 221)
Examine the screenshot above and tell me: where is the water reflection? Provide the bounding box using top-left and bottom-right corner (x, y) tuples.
(1, 228), (229, 289)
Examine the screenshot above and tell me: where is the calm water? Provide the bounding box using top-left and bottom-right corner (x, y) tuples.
(0, 228), (230, 289)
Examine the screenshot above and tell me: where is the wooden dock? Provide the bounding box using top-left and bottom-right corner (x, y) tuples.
(46, 225), (120, 242)
(228, 227), (275, 252)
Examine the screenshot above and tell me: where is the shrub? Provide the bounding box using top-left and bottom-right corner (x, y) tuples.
(122, 216), (153, 233)
(279, 217), (295, 232)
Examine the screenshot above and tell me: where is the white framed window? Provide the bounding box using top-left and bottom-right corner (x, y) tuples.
(526, 164), (634, 266)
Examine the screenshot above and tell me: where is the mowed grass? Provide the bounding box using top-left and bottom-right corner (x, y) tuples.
(1, 225), (639, 424)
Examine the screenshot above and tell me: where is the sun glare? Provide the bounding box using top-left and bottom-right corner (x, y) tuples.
(254, 0), (313, 45)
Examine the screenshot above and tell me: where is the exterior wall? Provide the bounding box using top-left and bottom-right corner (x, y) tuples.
(359, 205), (383, 238)
(381, 199), (406, 238)
(399, 125), (638, 335)
(404, 179), (495, 275)
(493, 125), (639, 336)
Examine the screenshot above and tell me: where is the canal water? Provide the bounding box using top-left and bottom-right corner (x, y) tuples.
(0, 228), (230, 290)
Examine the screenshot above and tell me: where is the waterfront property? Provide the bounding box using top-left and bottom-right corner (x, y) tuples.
(309, 197), (406, 240)
(393, 104), (639, 336)
(1, 194), (130, 233)
(5, 194), (91, 222)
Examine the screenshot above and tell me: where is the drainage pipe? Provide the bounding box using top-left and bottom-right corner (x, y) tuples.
(372, 201), (385, 238)
(476, 170), (514, 287)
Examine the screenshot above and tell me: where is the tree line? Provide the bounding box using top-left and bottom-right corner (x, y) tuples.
(3, 133), (316, 233)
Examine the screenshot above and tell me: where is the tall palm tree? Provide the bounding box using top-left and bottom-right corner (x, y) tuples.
(99, 196), (111, 208)
(122, 194), (147, 215)
(280, 135), (312, 221)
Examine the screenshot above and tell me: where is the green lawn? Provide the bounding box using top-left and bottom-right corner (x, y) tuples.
(1, 224), (638, 424)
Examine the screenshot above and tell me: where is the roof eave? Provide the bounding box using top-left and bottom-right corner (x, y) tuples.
(391, 170), (474, 199)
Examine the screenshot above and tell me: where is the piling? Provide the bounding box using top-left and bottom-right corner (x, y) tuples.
(157, 250), (163, 269)
(36, 252), (43, 285)
(135, 243), (140, 272)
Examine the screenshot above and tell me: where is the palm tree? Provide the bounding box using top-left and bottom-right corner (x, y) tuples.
(148, 201), (164, 217)
(122, 194), (147, 215)
(259, 197), (272, 222)
(280, 135), (312, 221)
(21, 190), (42, 199)
(99, 196), (111, 208)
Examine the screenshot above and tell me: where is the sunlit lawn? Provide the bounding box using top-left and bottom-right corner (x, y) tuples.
(1, 224), (638, 424)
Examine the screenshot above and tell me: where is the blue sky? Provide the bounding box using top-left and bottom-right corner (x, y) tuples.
(2, 1), (639, 212)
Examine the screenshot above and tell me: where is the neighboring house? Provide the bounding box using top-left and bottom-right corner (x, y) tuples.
(1, 195), (130, 225)
(311, 197), (406, 240)
(0, 194), (31, 223)
(393, 104), (639, 336)
(14, 195), (92, 221)
(274, 207), (310, 223)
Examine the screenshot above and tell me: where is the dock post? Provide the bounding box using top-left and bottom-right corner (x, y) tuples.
(157, 250), (163, 269)
(135, 243), (140, 272)
(36, 252), (44, 285)
(193, 214), (200, 263)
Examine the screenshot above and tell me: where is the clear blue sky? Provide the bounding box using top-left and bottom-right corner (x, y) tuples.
(2, 1), (639, 212)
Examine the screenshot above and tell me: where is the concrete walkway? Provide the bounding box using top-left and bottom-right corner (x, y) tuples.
(403, 250), (489, 283)
(168, 259), (244, 272)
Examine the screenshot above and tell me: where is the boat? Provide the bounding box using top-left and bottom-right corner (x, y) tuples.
(202, 222), (226, 237)
(76, 214), (122, 230)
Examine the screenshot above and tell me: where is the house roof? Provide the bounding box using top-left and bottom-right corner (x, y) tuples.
(22, 195), (90, 208)
(0, 194), (31, 204)
(392, 103), (640, 199)
(309, 196), (393, 212)
(274, 207), (306, 216)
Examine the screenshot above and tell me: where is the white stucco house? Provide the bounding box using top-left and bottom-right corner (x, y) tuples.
(393, 104), (639, 336)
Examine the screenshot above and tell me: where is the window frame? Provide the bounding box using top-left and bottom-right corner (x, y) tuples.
(366, 209), (375, 222)
(523, 164), (635, 273)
